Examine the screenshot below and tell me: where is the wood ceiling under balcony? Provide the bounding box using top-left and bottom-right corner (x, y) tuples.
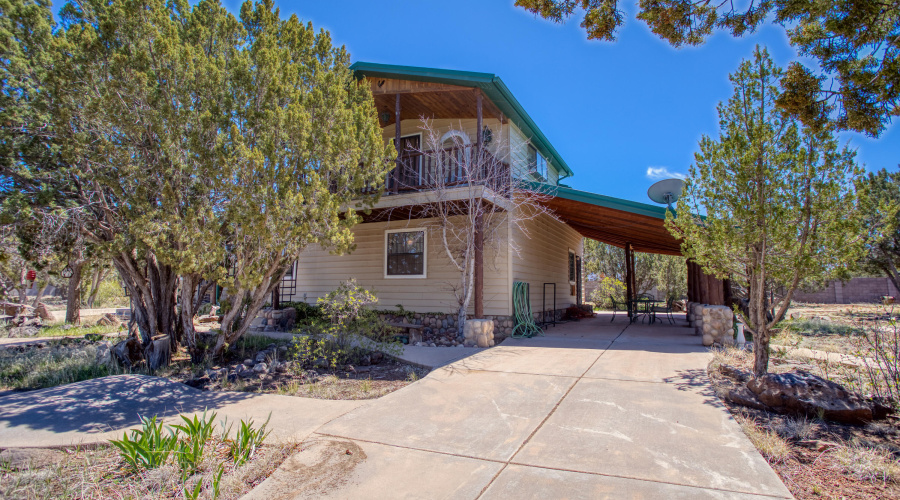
(367, 77), (505, 124)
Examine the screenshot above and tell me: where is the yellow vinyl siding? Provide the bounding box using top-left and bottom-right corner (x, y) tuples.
(290, 217), (511, 316)
(511, 212), (583, 315)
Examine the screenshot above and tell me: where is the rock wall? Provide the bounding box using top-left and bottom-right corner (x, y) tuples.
(687, 302), (734, 347)
(376, 312), (514, 341)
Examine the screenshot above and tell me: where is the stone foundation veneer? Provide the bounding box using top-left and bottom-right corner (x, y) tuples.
(687, 302), (734, 347)
(376, 312), (514, 340)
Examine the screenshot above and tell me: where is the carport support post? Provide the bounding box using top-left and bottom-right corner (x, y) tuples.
(686, 260), (695, 302)
(625, 242), (634, 318)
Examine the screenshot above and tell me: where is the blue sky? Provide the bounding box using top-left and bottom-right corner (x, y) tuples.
(231, 2), (893, 203)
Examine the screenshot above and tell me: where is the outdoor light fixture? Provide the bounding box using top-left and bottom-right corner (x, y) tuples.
(61, 266), (74, 279)
(481, 126), (493, 145)
(380, 110), (391, 123)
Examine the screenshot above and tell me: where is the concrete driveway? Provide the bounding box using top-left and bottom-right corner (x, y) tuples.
(246, 315), (792, 499)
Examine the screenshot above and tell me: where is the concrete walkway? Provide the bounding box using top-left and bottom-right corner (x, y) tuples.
(246, 315), (792, 500)
(0, 374), (362, 448)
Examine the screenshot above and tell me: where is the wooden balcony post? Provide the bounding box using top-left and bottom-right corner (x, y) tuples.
(474, 210), (484, 319)
(475, 90), (483, 176)
(394, 93), (401, 194)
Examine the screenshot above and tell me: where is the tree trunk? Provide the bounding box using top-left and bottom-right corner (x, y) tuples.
(65, 262), (84, 324)
(113, 252), (179, 352)
(86, 267), (108, 308)
(750, 264), (770, 376)
(16, 268), (27, 304)
(179, 274), (204, 363)
(213, 270), (283, 358)
(31, 280), (48, 308)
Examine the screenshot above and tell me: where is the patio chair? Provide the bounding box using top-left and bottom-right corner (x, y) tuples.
(609, 296), (626, 322)
(652, 298), (676, 325)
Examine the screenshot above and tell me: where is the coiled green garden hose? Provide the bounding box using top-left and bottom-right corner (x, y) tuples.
(511, 281), (543, 338)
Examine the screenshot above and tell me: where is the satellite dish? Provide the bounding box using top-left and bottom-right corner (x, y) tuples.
(647, 178), (685, 210)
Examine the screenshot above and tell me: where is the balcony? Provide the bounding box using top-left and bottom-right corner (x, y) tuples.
(382, 144), (510, 195)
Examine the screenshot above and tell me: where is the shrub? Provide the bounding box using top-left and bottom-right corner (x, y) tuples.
(288, 280), (401, 369)
(855, 315), (900, 407)
(282, 301), (324, 324)
(317, 279), (377, 329)
(588, 276), (625, 309)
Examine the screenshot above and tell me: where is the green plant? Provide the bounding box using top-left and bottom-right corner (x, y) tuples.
(588, 276), (625, 309)
(183, 478), (203, 500)
(171, 410), (216, 477)
(109, 416), (178, 470)
(318, 279), (378, 332)
(211, 464), (225, 499)
(283, 301), (324, 324)
(225, 416), (271, 466)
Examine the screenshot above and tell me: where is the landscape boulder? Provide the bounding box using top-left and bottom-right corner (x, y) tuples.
(95, 313), (121, 327)
(94, 341), (113, 366)
(33, 303), (55, 321)
(747, 371), (874, 424)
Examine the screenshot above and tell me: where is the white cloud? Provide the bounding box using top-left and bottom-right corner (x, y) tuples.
(646, 166), (686, 180)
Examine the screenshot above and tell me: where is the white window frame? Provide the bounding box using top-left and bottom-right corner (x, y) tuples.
(384, 228), (427, 279)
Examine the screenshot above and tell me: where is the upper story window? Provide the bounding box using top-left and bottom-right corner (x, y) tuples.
(527, 145), (548, 181)
(385, 228), (427, 278)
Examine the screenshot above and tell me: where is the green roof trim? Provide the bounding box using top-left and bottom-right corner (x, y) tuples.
(350, 62), (575, 178)
(524, 180), (671, 219)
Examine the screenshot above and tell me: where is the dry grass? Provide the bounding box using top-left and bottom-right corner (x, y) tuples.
(733, 412), (794, 464)
(832, 445), (900, 484)
(773, 416), (817, 441)
(0, 440), (296, 499)
(0, 339), (125, 392)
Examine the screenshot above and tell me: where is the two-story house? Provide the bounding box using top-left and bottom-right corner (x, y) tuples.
(277, 63), (683, 339)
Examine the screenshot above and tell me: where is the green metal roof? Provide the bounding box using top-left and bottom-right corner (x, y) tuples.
(350, 62), (575, 178)
(525, 181), (671, 219)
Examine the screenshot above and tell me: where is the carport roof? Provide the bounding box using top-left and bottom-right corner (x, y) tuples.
(530, 182), (684, 256)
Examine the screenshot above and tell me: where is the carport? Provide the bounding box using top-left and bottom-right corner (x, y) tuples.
(534, 183), (730, 307)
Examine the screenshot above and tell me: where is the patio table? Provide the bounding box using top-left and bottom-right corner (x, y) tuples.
(627, 298), (664, 324)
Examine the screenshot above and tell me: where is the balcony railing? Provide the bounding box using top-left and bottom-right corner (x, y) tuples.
(379, 144), (510, 195)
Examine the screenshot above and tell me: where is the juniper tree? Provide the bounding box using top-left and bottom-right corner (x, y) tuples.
(515, 0), (900, 136)
(667, 46), (862, 376)
(856, 167), (900, 293)
(4, 0), (389, 360)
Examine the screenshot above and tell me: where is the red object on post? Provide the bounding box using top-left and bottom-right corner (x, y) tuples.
(26, 270), (36, 282)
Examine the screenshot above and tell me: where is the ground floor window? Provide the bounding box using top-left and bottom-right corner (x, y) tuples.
(568, 249), (576, 284)
(385, 228), (426, 278)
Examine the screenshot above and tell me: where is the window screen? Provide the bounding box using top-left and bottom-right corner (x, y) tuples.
(568, 251), (576, 283)
(387, 231), (425, 276)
